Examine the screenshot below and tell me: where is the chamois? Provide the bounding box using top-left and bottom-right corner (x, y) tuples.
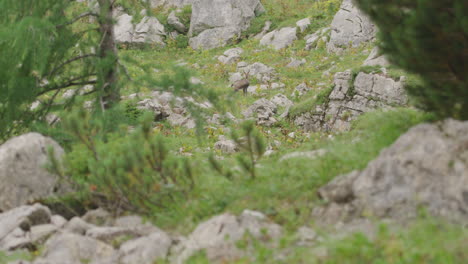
(231, 71), (250, 95)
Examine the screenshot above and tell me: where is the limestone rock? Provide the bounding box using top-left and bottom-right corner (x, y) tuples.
(315, 119), (468, 224)
(114, 13), (166, 46)
(260, 27), (297, 50)
(287, 58), (306, 68)
(35, 232), (116, 264)
(218, 48), (243, 65)
(149, 0), (194, 8)
(0, 204), (51, 250)
(188, 0), (264, 49)
(242, 99), (278, 126)
(168, 11), (187, 33)
(327, 0), (376, 53)
(279, 149), (327, 162)
(292, 82), (312, 96)
(0, 133), (68, 211)
(118, 230), (172, 264)
(305, 27), (330, 50)
(363, 47), (390, 67)
(296, 18), (311, 33)
(174, 210), (281, 264)
(271, 94), (293, 108)
(294, 70), (407, 132)
(214, 139), (238, 154)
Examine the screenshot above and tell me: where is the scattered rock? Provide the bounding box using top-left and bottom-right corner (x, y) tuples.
(292, 82), (312, 96)
(35, 232), (116, 264)
(82, 208), (112, 226)
(188, 0), (265, 49)
(214, 139), (238, 154)
(115, 13), (166, 46)
(327, 0), (376, 53)
(149, 0), (194, 8)
(0, 204), (51, 250)
(254, 20), (272, 40)
(0, 133), (69, 211)
(271, 94), (293, 108)
(118, 230), (172, 264)
(218, 48), (244, 65)
(260, 27), (297, 50)
(287, 58), (306, 68)
(363, 47), (390, 67)
(237, 62), (277, 83)
(294, 70), (407, 132)
(168, 11), (187, 33)
(174, 210), (282, 264)
(242, 99), (278, 126)
(305, 27), (330, 50)
(296, 18), (311, 33)
(315, 119), (468, 224)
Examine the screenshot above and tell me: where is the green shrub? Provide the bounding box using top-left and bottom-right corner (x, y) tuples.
(49, 108), (196, 214)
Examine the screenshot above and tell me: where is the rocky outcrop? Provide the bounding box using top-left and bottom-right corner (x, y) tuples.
(327, 0), (376, 53)
(218, 48), (244, 65)
(136, 91), (213, 129)
(188, 0), (265, 49)
(314, 119), (468, 225)
(363, 47), (390, 67)
(115, 12), (166, 46)
(294, 70), (407, 132)
(304, 27), (330, 51)
(172, 210), (282, 264)
(231, 62), (278, 84)
(260, 27), (297, 50)
(1, 206), (282, 264)
(0, 133), (69, 212)
(243, 99), (278, 126)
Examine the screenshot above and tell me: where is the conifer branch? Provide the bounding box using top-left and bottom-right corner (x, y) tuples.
(57, 12), (99, 28)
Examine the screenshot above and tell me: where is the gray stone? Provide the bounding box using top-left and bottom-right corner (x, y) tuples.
(189, 0), (264, 49)
(305, 27), (330, 50)
(260, 27), (297, 50)
(294, 70), (407, 132)
(36, 232), (116, 264)
(64, 217), (95, 235)
(327, 0), (376, 53)
(239, 62), (277, 83)
(218, 48), (243, 65)
(296, 18), (311, 33)
(363, 47), (390, 67)
(214, 139), (238, 154)
(50, 215), (67, 228)
(114, 13), (166, 46)
(253, 20), (272, 40)
(118, 230), (172, 264)
(242, 99), (278, 127)
(0, 204), (51, 250)
(287, 58), (306, 68)
(292, 82), (311, 96)
(0, 133), (68, 211)
(168, 11), (187, 33)
(271, 94), (293, 108)
(82, 208), (112, 226)
(174, 210), (281, 264)
(315, 119), (468, 224)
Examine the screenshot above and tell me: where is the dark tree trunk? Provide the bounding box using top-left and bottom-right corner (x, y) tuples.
(97, 0), (119, 109)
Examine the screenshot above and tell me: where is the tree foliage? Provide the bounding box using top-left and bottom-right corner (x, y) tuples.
(355, 0), (468, 119)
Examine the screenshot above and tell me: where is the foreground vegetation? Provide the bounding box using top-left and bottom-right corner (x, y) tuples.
(1, 0), (467, 263)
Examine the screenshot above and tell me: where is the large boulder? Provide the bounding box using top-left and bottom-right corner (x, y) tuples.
(260, 27), (297, 50)
(294, 70), (407, 132)
(114, 13), (166, 46)
(172, 210), (282, 264)
(188, 0), (265, 49)
(315, 119), (468, 225)
(0, 133), (68, 211)
(327, 0), (376, 53)
(242, 99), (278, 127)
